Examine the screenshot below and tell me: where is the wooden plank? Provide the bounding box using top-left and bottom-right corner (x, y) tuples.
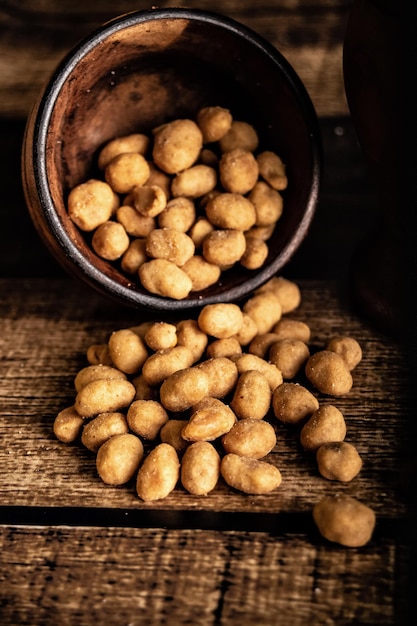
(0, 278), (409, 523)
(0, 525), (406, 625)
(0, 0), (352, 119)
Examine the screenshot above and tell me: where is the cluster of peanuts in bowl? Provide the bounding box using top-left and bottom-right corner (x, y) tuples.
(66, 106), (287, 298)
(54, 276), (376, 548)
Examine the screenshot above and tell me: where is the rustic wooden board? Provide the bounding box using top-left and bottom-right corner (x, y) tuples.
(0, 278), (409, 525)
(0, 525), (407, 626)
(0, 0), (351, 119)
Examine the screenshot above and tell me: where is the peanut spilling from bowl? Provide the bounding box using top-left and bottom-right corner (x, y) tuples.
(66, 106), (288, 299)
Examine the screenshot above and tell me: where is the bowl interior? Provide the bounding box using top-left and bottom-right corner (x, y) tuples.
(40, 10), (321, 310)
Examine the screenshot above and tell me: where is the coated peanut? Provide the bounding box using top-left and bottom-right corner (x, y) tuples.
(144, 322), (177, 351)
(233, 353), (283, 391)
(152, 119), (203, 174)
(116, 205), (155, 237)
(219, 148), (259, 195)
(126, 399), (169, 440)
(181, 441), (221, 495)
(256, 151), (288, 191)
(67, 179), (119, 232)
(136, 443), (180, 501)
(74, 364), (127, 393)
(96, 433), (144, 486)
(248, 332), (281, 359)
(316, 441), (363, 482)
(248, 181), (283, 226)
(146, 228), (195, 266)
(221, 419), (276, 459)
(159, 367), (209, 412)
(158, 197), (196, 232)
(139, 259), (193, 299)
(91, 221), (130, 260)
(272, 382), (319, 425)
(182, 397), (236, 441)
(300, 404), (347, 452)
(205, 192), (256, 231)
(131, 373), (159, 401)
(141, 345), (194, 386)
(198, 303), (243, 339)
(243, 291), (282, 334)
(272, 318), (311, 342)
(233, 312), (258, 346)
(313, 495), (375, 547)
(108, 329), (148, 375)
(305, 350), (353, 396)
(196, 357), (238, 398)
(159, 419), (190, 452)
(53, 406), (84, 443)
(86, 343), (112, 366)
(219, 120), (259, 153)
(81, 411), (129, 453)
(176, 319), (208, 362)
(205, 337), (242, 360)
(120, 239), (148, 274)
(268, 339), (310, 379)
(197, 106), (233, 143)
(75, 378), (136, 418)
(221, 454), (282, 494)
(230, 370), (271, 420)
(326, 335), (362, 371)
(256, 276), (301, 313)
(104, 152), (150, 194)
(181, 255), (221, 292)
(132, 184), (167, 218)
(202, 228), (246, 267)
(97, 133), (149, 169)
(240, 235), (269, 270)
(171, 164), (217, 198)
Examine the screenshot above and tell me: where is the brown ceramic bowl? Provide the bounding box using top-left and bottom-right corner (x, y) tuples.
(22, 8), (321, 312)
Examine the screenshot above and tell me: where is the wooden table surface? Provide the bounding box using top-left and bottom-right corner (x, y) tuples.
(0, 1), (415, 625)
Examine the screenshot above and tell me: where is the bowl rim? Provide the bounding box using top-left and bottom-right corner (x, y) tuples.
(26, 7), (322, 311)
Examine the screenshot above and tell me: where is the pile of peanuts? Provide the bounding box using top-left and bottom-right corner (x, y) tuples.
(53, 276), (376, 547)
(67, 106), (287, 299)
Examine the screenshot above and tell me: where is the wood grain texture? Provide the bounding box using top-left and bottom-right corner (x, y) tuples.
(0, 278), (409, 521)
(0, 0), (352, 119)
(0, 525), (405, 625)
